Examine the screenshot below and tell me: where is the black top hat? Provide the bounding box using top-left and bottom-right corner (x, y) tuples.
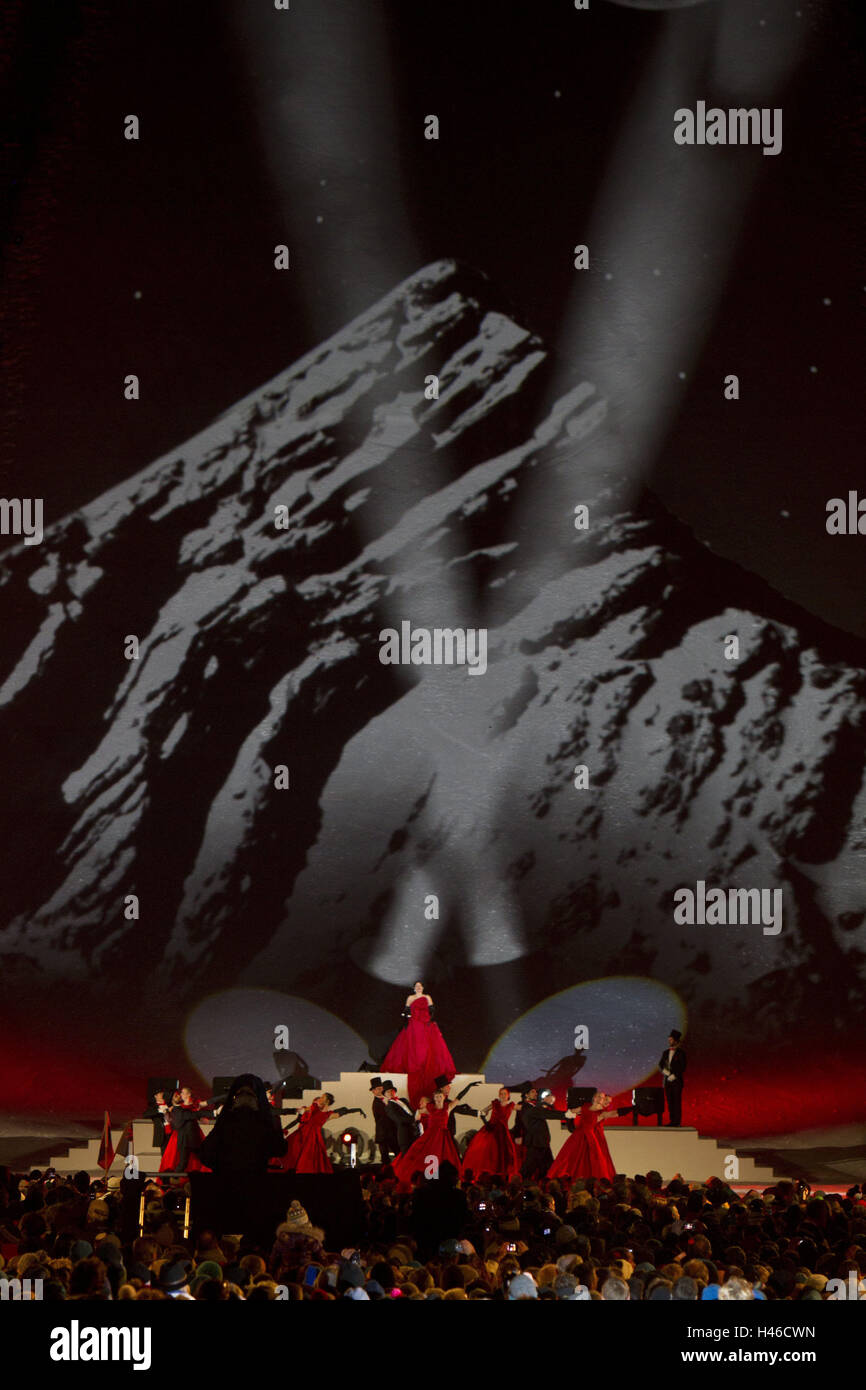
(433, 1075), (451, 1090)
(382, 1080), (396, 1092)
(368, 1077), (383, 1090)
(669, 1029), (682, 1042)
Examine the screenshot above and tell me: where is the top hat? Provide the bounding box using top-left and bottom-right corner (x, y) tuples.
(382, 1080), (396, 1092)
(368, 1077), (383, 1090)
(669, 1029), (682, 1042)
(433, 1075), (451, 1090)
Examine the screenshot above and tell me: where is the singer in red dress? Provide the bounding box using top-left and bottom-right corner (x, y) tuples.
(392, 1091), (461, 1189)
(277, 1093), (335, 1173)
(159, 1088), (211, 1174)
(461, 1087), (520, 1179)
(381, 982), (456, 1109)
(547, 1091), (618, 1181)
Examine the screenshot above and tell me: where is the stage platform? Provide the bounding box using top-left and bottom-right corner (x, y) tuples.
(46, 1073), (784, 1184)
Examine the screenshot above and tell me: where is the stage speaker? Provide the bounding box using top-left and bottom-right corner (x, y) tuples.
(567, 1087), (597, 1109)
(631, 1086), (665, 1125)
(279, 1074), (319, 1098)
(211, 1075), (237, 1101)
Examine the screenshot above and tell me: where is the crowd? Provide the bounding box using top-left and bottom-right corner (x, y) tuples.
(2, 1159), (865, 1301)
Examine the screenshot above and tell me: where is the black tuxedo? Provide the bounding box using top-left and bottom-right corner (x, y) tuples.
(517, 1101), (557, 1180)
(386, 1097), (419, 1153)
(659, 1045), (686, 1125)
(143, 1098), (169, 1151)
(372, 1095), (399, 1164)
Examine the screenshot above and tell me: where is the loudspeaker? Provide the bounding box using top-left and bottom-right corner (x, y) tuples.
(567, 1087), (597, 1109)
(280, 1074), (318, 1098)
(631, 1086), (665, 1125)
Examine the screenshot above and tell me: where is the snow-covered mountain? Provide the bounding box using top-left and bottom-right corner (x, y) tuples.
(1, 260), (863, 1082)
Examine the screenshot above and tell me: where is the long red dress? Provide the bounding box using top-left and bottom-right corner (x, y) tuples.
(381, 996), (456, 1109)
(393, 1104), (461, 1188)
(461, 1098), (519, 1179)
(159, 1103), (211, 1173)
(270, 1119), (302, 1172)
(547, 1105), (616, 1181)
(287, 1106), (334, 1174)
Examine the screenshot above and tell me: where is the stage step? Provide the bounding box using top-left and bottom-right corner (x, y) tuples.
(48, 1075), (781, 1184)
(48, 1131), (126, 1173)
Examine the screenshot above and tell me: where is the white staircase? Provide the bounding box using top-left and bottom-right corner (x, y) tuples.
(48, 1073), (780, 1184)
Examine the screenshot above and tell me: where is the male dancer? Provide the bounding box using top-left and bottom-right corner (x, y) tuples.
(369, 1076), (398, 1165)
(143, 1089), (170, 1154)
(659, 1030), (686, 1126)
(515, 1085), (558, 1180)
(383, 1081), (419, 1154)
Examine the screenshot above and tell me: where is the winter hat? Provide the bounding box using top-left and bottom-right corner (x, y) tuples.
(508, 1273), (538, 1300)
(338, 1261), (365, 1289)
(284, 1200), (315, 1234)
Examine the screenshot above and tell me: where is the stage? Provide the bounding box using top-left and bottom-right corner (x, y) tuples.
(9, 1072), (857, 1188)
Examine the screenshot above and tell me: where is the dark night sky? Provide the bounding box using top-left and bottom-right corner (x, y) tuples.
(2, 0), (864, 634)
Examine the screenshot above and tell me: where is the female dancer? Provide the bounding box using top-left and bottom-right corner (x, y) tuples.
(159, 1087), (211, 1174)
(393, 1090), (461, 1189)
(460, 1086), (520, 1180)
(380, 981), (456, 1109)
(547, 1090), (618, 1181)
(280, 1093), (335, 1174)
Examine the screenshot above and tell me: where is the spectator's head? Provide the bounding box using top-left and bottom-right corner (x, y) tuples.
(69, 1257), (110, 1300)
(601, 1277), (629, 1300)
(507, 1272), (538, 1301)
(719, 1277), (753, 1300)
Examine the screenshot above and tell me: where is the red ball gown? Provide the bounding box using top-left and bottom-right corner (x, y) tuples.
(274, 1105), (334, 1173)
(381, 996), (456, 1109)
(159, 1102), (211, 1173)
(393, 1104), (461, 1188)
(461, 1098), (520, 1179)
(547, 1105), (616, 1181)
